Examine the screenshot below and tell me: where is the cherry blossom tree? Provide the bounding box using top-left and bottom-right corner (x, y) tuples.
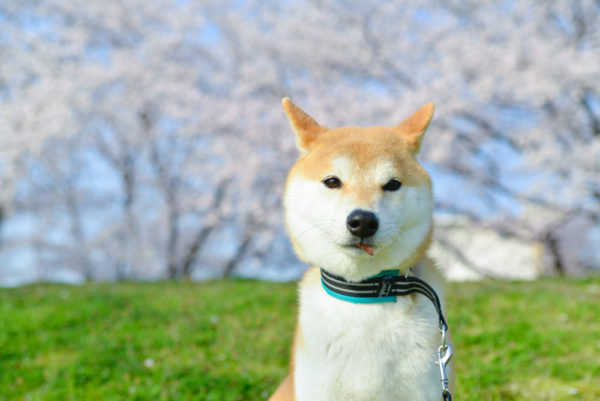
(1, 0), (598, 283)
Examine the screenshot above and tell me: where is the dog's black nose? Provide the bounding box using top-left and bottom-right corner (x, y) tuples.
(346, 209), (379, 238)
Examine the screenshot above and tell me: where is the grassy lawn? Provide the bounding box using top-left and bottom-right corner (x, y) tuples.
(0, 277), (599, 400)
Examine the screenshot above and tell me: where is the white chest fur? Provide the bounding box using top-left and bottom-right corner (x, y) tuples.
(294, 272), (443, 401)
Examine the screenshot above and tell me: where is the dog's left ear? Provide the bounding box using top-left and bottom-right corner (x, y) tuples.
(393, 103), (435, 154)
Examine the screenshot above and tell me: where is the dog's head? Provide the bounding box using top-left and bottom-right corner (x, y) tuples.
(282, 98), (435, 281)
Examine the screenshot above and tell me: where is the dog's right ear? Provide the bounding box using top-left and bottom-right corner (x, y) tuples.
(282, 98), (328, 155)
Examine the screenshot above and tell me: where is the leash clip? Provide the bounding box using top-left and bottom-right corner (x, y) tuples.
(437, 324), (453, 401)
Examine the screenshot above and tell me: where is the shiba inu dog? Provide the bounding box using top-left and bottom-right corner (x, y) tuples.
(270, 98), (452, 401)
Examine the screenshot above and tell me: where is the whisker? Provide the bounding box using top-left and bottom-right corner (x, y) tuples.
(293, 219), (340, 243)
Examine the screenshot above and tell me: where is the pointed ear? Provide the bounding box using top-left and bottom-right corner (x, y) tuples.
(282, 97), (328, 154)
(392, 103), (435, 154)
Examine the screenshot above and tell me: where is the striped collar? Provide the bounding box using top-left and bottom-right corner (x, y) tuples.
(320, 267), (447, 329)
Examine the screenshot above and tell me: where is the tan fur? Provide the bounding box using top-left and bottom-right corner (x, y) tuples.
(269, 374), (295, 401)
(268, 269), (321, 401)
(392, 102), (435, 154)
(287, 126), (431, 187)
(282, 98), (329, 154)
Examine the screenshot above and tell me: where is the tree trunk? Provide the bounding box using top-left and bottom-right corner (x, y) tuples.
(222, 234), (252, 278)
(179, 178), (231, 278)
(543, 231), (565, 276)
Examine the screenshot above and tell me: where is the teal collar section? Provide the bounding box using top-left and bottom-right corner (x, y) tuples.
(320, 269), (401, 304)
(321, 281), (397, 303)
(368, 270), (400, 279)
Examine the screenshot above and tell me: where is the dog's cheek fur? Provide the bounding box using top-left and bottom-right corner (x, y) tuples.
(375, 183), (434, 269)
(284, 176), (350, 264)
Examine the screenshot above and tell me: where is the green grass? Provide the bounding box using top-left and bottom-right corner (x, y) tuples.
(0, 278), (599, 400)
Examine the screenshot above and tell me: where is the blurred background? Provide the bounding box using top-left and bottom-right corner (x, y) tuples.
(1, 0), (599, 286)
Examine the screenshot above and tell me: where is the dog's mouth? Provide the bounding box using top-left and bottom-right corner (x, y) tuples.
(354, 242), (374, 256)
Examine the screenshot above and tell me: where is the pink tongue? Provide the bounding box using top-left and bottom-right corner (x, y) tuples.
(355, 243), (374, 256)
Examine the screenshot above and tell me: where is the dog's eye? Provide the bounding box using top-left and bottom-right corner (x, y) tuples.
(382, 179), (402, 191)
(323, 176), (342, 189)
